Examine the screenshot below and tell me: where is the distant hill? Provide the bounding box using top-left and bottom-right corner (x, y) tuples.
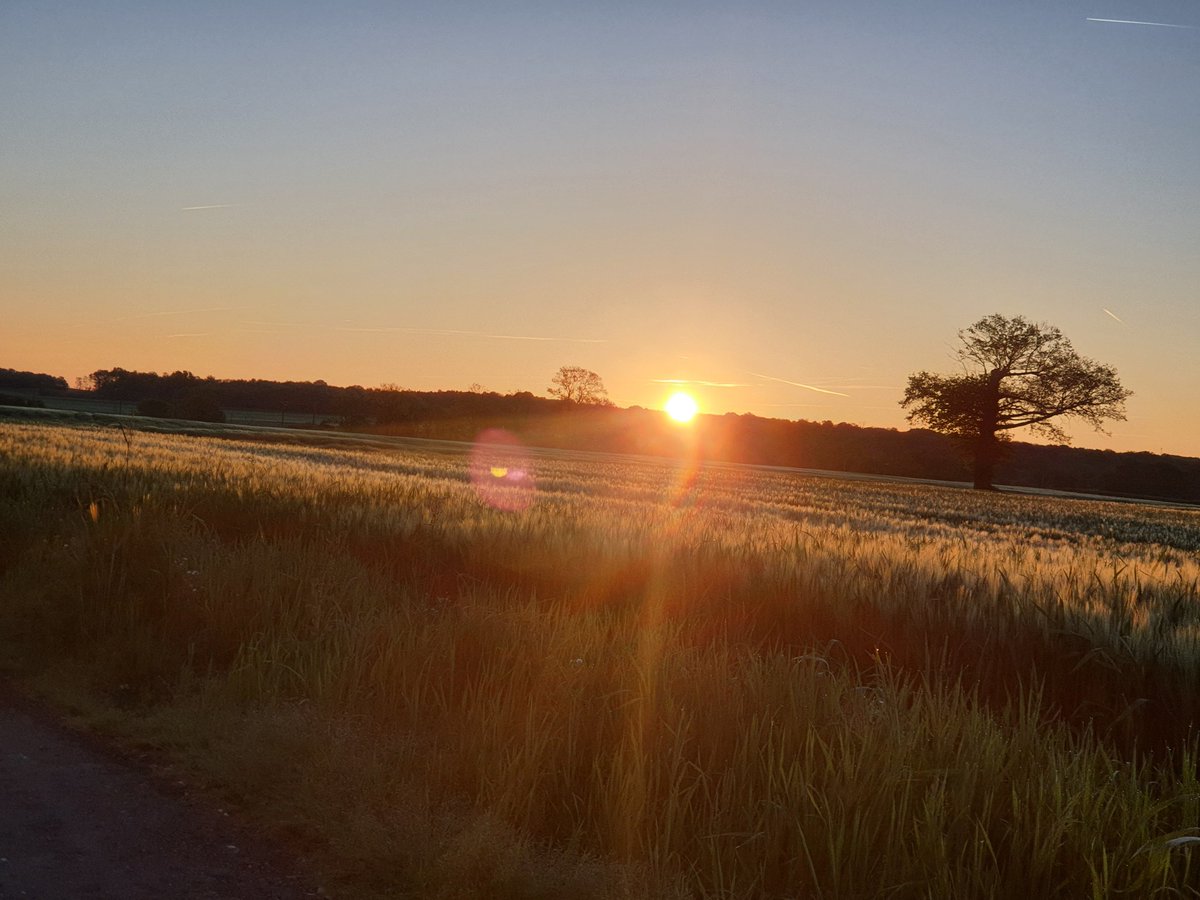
(5, 365), (1196, 504)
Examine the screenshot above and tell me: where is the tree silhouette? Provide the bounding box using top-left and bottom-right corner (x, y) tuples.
(901, 314), (1130, 490)
(548, 366), (610, 405)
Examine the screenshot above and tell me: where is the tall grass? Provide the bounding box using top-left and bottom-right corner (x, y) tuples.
(3, 416), (1200, 897)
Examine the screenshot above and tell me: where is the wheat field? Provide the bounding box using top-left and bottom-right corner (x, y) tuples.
(2, 413), (1199, 898)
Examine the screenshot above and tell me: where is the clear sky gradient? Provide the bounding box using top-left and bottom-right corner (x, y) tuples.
(3, 2), (1197, 455)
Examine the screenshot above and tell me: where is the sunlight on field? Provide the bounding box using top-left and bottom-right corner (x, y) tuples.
(3, 415), (1200, 898)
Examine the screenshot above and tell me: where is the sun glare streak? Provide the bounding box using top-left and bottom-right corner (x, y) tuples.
(665, 392), (699, 423)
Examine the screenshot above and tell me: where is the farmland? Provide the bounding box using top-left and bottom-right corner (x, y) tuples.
(2, 411), (1200, 898)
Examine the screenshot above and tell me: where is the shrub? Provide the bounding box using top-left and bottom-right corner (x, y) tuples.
(136, 397), (174, 418)
(175, 391), (226, 423)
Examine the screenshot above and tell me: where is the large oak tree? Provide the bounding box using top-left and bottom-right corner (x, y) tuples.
(901, 314), (1131, 490)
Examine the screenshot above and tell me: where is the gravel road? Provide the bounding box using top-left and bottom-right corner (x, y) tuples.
(0, 692), (321, 899)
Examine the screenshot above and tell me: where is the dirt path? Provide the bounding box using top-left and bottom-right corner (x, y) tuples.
(0, 693), (321, 900)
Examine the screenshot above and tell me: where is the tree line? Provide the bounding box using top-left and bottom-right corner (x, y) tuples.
(82, 367), (568, 424)
(3, 350), (1193, 503)
(78, 364), (1200, 503)
(0, 367), (69, 408)
(0, 367), (68, 392)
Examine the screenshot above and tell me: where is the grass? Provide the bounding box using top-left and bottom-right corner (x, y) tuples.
(3, 411), (1200, 897)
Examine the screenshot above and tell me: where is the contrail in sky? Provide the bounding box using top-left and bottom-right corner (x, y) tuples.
(120, 306), (234, 321)
(337, 326), (605, 344)
(651, 378), (751, 388)
(165, 332), (209, 338)
(489, 332), (606, 343)
(1086, 17), (1193, 28)
(181, 204), (237, 210)
(747, 371), (851, 398)
(1103, 308), (1125, 324)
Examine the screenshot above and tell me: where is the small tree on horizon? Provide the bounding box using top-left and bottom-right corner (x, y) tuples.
(548, 366), (611, 405)
(901, 314), (1131, 490)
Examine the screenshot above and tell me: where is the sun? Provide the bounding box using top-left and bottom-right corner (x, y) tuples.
(665, 391), (699, 423)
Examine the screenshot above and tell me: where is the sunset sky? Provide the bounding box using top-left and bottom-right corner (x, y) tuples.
(3, 2), (1197, 456)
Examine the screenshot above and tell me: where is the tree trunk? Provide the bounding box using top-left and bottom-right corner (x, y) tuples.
(973, 369), (1005, 490)
(973, 432), (1000, 490)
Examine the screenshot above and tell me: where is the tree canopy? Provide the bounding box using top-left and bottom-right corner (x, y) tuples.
(548, 366), (611, 405)
(901, 314), (1131, 489)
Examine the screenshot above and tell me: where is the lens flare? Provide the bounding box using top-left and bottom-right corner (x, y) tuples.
(469, 429), (535, 511)
(665, 391), (699, 423)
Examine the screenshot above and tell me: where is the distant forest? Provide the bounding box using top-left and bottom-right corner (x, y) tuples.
(4, 366), (1197, 505)
(0, 367), (68, 392)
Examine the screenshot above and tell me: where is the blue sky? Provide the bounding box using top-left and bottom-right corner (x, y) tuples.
(2, 2), (1197, 454)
